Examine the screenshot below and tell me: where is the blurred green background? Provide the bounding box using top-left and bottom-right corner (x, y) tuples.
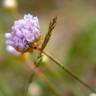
(0, 0), (96, 96)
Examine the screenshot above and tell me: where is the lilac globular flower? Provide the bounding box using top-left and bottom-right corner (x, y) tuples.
(5, 14), (40, 55)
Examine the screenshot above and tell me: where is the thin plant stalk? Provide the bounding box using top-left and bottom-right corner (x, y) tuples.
(37, 48), (96, 93)
(26, 59), (62, 96)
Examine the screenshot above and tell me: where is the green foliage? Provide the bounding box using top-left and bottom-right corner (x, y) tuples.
(63, 22), (96, 95)
(0, 74), (12, 96)
(66, 22), (96, 67)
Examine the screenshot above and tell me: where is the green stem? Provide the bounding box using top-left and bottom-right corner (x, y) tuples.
(37, 48), (96, 93)
(26, 60), (62, 96)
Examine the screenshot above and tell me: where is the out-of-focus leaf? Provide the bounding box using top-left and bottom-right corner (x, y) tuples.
(0, 74), (13, 96)
(64, 22), (96, 86)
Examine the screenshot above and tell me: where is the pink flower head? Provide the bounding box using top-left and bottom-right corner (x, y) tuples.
(5, 14), (40, 55)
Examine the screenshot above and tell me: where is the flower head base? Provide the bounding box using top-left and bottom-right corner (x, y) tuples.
(5, 14), (40, 55)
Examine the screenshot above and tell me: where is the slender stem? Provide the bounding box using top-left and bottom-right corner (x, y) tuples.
(26, 60), (62, 96)
(37, 48), (96, 93)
